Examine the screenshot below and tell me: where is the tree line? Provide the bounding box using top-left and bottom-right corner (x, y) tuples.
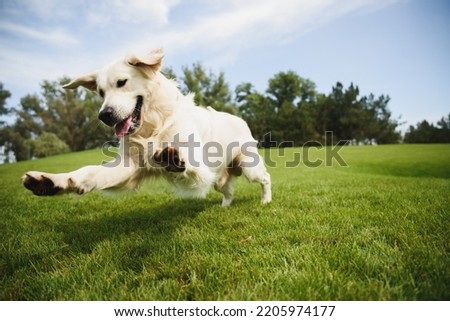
(0, 80), (111, 162)
(403, 116), (450, 144)
(0, 65), (447, 162)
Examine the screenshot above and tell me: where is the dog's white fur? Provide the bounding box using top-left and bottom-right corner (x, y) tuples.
(22, 48), (271, 206)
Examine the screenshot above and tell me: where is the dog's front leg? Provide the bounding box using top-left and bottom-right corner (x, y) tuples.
(22, 156), (140, 196)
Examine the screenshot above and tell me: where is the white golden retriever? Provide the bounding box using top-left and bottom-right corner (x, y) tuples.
(22, 48), (271, 206)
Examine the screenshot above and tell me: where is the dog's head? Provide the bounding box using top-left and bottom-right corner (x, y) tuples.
(63, 48), (164, 137)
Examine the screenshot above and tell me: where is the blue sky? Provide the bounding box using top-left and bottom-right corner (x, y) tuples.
(0, 0), (449, 131)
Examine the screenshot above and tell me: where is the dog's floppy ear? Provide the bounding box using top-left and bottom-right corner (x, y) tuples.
(62, 72), (98, 91)
(127, 48), (164, 73)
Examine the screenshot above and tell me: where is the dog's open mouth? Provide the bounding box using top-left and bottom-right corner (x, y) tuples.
(115, 96), (143, 137)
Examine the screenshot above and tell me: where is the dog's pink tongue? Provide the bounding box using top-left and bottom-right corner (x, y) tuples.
(115, 116), (132, 137)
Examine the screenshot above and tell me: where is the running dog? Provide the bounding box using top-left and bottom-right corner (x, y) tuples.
(22, 48), (272, 206)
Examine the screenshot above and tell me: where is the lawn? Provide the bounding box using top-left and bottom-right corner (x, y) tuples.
(0, 144), (449, 300)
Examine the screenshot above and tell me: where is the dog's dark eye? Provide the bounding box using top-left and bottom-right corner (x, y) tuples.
(99, 89), (105, 98)
(117, 79), (128, 88)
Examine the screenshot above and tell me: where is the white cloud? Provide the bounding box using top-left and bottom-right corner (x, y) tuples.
(0, 21), (79, 48)
(117, 0), (404, 66)
(0, 43), (89, 92)
(7, 0), (74, 21)
(85, 0), (180, 27)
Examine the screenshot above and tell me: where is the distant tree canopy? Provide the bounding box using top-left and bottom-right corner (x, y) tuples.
(0, 79), (113, 161)
(0, 82), (11, 118)
(404, 115), (450, 143)
(1, 63), (439, 162)
(236, 72), (401, 145)
(164, 63), (237, 115)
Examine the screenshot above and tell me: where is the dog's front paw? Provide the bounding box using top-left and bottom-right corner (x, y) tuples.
(153, 147), (186, 172)
(22, 172), (63, 196)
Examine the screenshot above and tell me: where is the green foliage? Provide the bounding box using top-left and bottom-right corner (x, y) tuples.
(32, 132), (70, 158)
(267, 72), (318, 143)
(179, 63), (237, 114)
(236, 72), (318, 145)
(0, 128), (32, 162)
(0, 78), (113, 161)
(404, 115), (450, 143)
(236, 82), (274, 142)
(0, 145), (449, 300)
(0, 84), (25, 162)
(237, 75), (401, 145)
(0, 82), (11, 117)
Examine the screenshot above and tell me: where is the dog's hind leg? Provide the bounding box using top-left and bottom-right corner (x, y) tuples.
(214, 169), (235, 207)
(216, 159), (245, 206)
(240, 153), (272, 204)
(216, 176), (235, 207)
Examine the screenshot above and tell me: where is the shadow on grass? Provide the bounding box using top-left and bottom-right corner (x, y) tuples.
(1, 197), (224, 299)
(56, 198), (217, 256)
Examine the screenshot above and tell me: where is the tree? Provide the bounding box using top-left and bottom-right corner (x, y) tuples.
(179, 63), (237, 114)
(364, 94), (401, 144)
(0, 82), (11, 118)
(316, 82), (362, 142)
(0, 83), (16, 162)
(311, 82), (400, 144)
(0, 94), (41, 161)
(39, 79), (114, 151)
(236, 82), (274, 143)
(267, 71), (302, 111)
(266, 71), (301, 143)
(32, 132), (70, 158)
(1, 78), (113, 161)
(404, 115), (450, 143)
(435, 114), (450, 143)
(437, 114), (450, 130)
(237, 71), (319, 145)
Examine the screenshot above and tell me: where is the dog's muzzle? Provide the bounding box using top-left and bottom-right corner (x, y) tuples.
(98, 96), (143, 137)
(98, 106), (117, 127)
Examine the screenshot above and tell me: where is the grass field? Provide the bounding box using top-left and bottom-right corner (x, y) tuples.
(0, 144), (449, 300)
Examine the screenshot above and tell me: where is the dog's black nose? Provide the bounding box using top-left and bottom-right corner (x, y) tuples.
(98, 107), (117, 127)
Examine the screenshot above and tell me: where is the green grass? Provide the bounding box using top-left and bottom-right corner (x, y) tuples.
(0, 144), (449, 300)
